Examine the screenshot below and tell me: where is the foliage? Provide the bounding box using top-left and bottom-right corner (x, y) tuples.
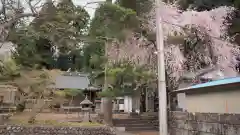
(84, 2), (155, 125)
(105, 1), (240, 91)
(89, 3), (138, 39)
(10, 25), (52, 68)
(55, 88), (83, 97)
(9, 0), (90, 69)
(226, 9), (240, 45)
(12, 69), (54, 100)
(142, 3), (239, 89)
(0, 58), (63, 123)
(14, 70), (56, 123)
(115, 0), (153, 16)
(168, 0), (240, 49)
(94, 62), (155, 97)
(39, 0), (89, 52)
(82, 3), (139, 73)
(0, 58), (20, 79)
(173, 0), (234, 11)
(107, 32), (157, 69)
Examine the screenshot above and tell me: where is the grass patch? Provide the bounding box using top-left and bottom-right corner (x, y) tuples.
(8, 119), (102, 127)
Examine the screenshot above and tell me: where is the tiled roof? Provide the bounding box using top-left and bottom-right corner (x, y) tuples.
(53, 72), (90, 89)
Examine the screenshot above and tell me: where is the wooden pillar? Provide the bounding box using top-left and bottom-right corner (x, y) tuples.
(225, 100), (228, 113)
(145, 88), (148, 112)
(0, 115), (4, 125)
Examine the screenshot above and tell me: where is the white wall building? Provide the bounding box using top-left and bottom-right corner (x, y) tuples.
(113, 89), (157, 113)
(173, 77), (240, 113)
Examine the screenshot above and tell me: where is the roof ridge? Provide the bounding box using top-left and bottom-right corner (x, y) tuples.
(176, 76), (240, 92)
(208, 76), (240, 81)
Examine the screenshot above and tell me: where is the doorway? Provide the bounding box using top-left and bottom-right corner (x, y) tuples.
(140, 90), (146, 112)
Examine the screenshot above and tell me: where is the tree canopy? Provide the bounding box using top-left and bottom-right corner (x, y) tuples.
(9, 0), (90, 69)
(94, 63), (156, 97)
(0, 0), (239, 126)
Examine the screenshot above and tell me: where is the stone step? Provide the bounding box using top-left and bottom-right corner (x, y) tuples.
(129, 131), (159, 135)
(115, 123), (155, 128)
(113, 118), (159, 132)
(114, 123), (158, 127)
(113, 118), (156, 121)
(125, 126), (159, 132)
(116, 131), (136, 135)
(113, 119), (157, 125)
(114, 119), (158, 123)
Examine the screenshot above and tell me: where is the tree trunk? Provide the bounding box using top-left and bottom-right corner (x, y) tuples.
(67, 96), (74, 114)
(103, 97), (113, 126)
(116, 99), (119, 112)
(28, 98), (45, 123)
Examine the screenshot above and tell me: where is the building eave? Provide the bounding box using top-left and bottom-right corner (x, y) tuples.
(171, 81), (240, 95)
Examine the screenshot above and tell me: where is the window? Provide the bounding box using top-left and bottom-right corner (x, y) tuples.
(0, 96), (3, 104)
(119, 99), (124, 104)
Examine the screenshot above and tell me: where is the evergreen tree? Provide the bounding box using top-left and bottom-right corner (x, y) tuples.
(9, 0), (90, 69)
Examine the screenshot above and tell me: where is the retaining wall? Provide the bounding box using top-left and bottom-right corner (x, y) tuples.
(0, 125), (115, 135)
(169, 111), (240, 135)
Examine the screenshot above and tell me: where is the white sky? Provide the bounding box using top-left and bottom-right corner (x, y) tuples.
(20, 0), (116, 24)
(73, 0), (105, 18)
(21, 0), (116, 19)
(73, 0), (116, 18)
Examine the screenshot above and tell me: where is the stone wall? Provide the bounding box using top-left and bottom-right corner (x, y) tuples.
(0, 125), (115, 135)
(169, 111), (240, 135)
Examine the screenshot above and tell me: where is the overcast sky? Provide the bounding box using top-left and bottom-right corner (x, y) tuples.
(73, 0), (104, 18)
(73, 0), (116, 18)
(21, 0), (116, 24)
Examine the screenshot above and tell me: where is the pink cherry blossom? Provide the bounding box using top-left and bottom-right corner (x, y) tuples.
(107, 3), (240, 89)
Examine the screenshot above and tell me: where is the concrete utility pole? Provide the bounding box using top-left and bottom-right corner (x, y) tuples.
(100, 39), (108, 114)
(155, 0), (168, 135)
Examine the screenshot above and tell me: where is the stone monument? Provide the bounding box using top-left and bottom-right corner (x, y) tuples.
(80, 96), (93, 122)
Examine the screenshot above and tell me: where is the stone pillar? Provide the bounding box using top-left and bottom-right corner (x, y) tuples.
(82, 108), (91, 122)
(80, 96), (93, 122)
(95, 102), (101, 113)
(145, 88), (148, 112)
(132, 92), (140, 113)
(128, 96), (132, 113)
(0, 115), (4, 125)
(124, 96), (132, 113)
(146, 90), (155, 112)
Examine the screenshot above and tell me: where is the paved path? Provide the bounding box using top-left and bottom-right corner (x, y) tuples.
(132, 131), (159, 135)
(116, 131), (136, 135)
(116, 130), (159, 135)
(114, 127), (159, 135)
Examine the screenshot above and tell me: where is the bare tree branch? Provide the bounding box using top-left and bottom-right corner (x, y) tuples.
(0, 0), (47, 43)
(83, 1), (105, 8)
